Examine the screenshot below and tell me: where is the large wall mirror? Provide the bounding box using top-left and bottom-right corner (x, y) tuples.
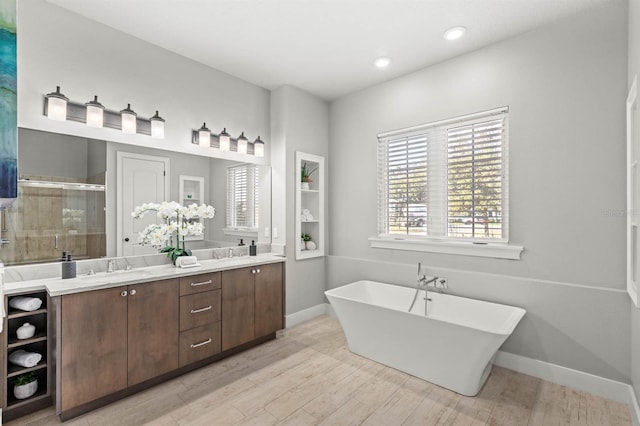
(0, 128), (271, 266)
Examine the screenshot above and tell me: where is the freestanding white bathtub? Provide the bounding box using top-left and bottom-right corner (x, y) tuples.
(325, 280), (526, 396)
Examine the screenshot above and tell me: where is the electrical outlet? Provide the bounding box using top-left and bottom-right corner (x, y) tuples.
(273, 228), (278, 239)
(264, 227), (270, 238)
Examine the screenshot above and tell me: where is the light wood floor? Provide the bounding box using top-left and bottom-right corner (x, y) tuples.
(6, 315), (632, 425)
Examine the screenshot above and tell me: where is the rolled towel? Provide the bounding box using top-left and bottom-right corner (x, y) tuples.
(9, 296), (42, 312)
(9, 349), (42, 368)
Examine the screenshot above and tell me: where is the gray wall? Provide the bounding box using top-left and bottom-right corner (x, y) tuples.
(17, 0), (271, 166)
(271, 86), (329, 315)
(18, 128), (99, 180)
(328, 2), (630, 382)
(630, 0), (640, 409)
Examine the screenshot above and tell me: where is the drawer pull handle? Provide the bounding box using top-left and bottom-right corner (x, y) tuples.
(190, 338), (212, 348)
(190, 279), (213, 287)
(190, 305), (212, 314)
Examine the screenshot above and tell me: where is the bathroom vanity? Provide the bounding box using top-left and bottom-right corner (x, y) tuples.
(1, 254), (285, 421)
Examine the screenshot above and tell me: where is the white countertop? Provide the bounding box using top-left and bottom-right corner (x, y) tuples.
(5, 254), (286, 297)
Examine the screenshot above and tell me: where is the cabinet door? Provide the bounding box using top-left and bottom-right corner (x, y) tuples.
(61, 287), (127, 411)
(255, 263), (284, 338)
(221, 267), (255, 351)
(127, 279), (179, 386)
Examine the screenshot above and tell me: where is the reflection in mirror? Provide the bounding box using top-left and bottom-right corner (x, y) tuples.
(2, 130), (107, 265)
(0, 128), (271, 266)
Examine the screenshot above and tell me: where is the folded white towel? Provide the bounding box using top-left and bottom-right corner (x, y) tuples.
(9, 350), (42, 368)
(9, 297), (42, 312)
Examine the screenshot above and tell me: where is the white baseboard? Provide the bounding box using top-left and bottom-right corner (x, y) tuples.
(629, 386), (640, 426)
(285, 304), (640, 421)
(495, 350), (631, 404)
(285, 303), (330, 328)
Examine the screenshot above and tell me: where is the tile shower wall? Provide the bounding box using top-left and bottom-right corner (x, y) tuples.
(1, 173), (106, 265)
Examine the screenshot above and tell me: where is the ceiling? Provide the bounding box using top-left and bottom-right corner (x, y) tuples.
(47, 0), (613, 101)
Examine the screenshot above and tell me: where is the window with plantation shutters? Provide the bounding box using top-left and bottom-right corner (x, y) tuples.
(226, 164), (259, 230)
(377, 107), (509, 244)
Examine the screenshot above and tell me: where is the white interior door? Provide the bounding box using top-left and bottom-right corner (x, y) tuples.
(117, 152), (170, 256)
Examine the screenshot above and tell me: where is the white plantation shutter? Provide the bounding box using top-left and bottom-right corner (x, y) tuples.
(226, 165), (259, 229)
(377, 107), (509, 242)
(378, 135), (428, 235)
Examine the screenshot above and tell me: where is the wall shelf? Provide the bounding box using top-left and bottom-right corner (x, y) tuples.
(295, 152), (325, 260)
(2, 291), (52, 419)
(179, 175), (205, 241)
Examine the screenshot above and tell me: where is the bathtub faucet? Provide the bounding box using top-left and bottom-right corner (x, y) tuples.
(409, 263), (437, 315)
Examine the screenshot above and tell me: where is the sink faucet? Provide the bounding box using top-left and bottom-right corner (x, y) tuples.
(107, 259), (116, 273)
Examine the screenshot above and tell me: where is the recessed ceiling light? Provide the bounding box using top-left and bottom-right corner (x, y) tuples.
(444, 26), (466, 41)
(374, 57), (391, 68)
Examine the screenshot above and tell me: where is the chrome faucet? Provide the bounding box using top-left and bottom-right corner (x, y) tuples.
(107, 259), (116, 273)
(409, 262), (438, 316)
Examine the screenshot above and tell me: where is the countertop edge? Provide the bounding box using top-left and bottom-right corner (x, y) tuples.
(5, 254), (286, 297)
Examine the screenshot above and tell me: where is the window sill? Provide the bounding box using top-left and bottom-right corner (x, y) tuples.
(223, 228), (259, 237)
(369, 237), (523, 260)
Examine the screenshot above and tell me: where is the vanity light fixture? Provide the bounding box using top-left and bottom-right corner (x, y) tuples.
(443, 26), (466, 41)
(120, 104), (137, 134)
(150, 111), (165, 139)
(43, 88), (164, 138)
(198, 122), (211, 147)
(219, 128), (231, 151)
(253, 136), (265, 157)
(85, 96), (105, 128)
(190, 126), (266, 157)
(45, 86), (69, 121)
(237, 132), (248, 154)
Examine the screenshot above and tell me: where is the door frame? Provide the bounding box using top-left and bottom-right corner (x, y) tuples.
(116, 151), (170, 256)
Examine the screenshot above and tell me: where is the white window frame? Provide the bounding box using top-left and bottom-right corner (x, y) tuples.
(370, 106), (523, 260)
(224, 164), (259, 236)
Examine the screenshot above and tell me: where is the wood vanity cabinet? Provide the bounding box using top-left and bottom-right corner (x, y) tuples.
(127, 279), (179, 385)
(178, 272), (222, 367)
(221, 262), (283, 351)
(59, 279), (179, 412)
(52, 261), (283, 420)
(254, 263), (284, 338)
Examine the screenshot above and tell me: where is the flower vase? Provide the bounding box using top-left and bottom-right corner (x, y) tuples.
(301, 182), (310, 190)
(300, 239), (306, 251)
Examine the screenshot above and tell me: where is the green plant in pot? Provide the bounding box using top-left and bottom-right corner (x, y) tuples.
(13, 371), (38, 400)
(301, 162), (317, 188)
(301, 233), (316, 251)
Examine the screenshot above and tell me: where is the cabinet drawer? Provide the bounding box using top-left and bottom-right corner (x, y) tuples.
(180, 290), (221, 331)
(179, 272), (221, 296)
(179, 322), (221, 367)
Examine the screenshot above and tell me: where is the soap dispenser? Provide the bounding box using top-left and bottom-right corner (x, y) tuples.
(249, 240), (257, 256)
(61, 253), (76, 279)
(238, 239), (245, 246)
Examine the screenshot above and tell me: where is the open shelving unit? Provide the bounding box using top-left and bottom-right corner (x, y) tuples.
(2, 291), (52, 421)
(179, 175), (205, 241)
(295, 152), (325, 260)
